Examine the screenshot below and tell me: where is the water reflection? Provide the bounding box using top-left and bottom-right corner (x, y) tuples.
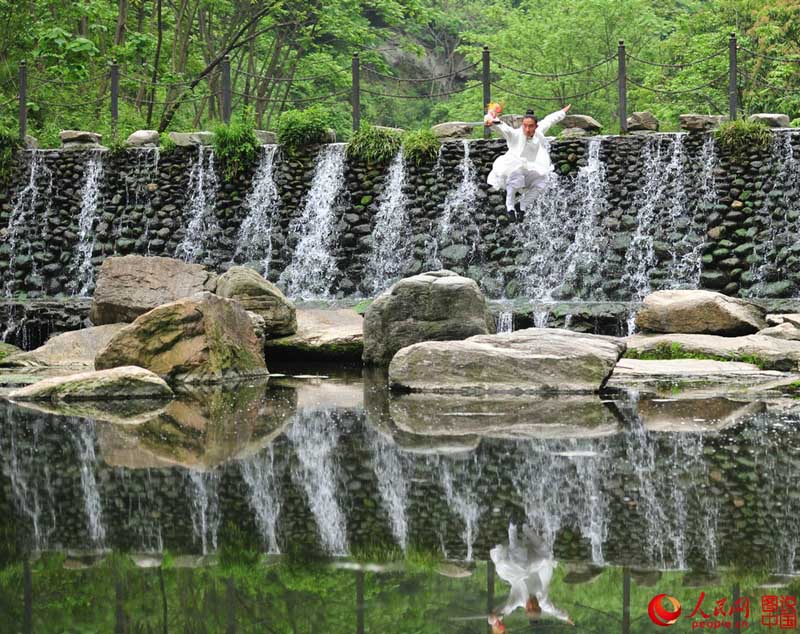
(0, 372), (799, 576)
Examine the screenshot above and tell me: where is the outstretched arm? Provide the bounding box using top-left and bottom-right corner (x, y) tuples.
(538, 104), (571, 135)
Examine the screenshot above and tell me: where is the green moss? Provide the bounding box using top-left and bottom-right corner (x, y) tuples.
(401, 128), (440, 165)
(276, 104), (333, 155)
(159, 132), (177, 155)
(352, 299), (373, 314)
(714, 119), (772, 156)
(212, 112), (259, 181)
(624, 341), (768, 369)
(346, 124), (402, 164)
(0, 130), (22, 186)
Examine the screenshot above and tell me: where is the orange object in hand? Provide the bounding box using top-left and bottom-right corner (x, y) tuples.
(484, 101), (504, 125)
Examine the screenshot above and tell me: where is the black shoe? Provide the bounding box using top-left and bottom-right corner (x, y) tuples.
(506, 207), (517, 221)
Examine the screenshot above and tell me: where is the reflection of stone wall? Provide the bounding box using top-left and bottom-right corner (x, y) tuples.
(0, 399), (797, 571)
(2, 131), (800, 301)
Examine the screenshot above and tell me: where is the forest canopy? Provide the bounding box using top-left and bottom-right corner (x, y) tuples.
(0, 0), (798, 145)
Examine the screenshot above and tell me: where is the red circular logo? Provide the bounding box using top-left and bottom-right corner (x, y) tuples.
(648, 594), (682, 627)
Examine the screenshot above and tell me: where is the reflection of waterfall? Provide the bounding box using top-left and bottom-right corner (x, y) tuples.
(439, 455), (483, 561)
(188, 470), (221, 555)
(287, 410), (348, 555)
(427, 140), (481, 269)
(279, 144), (347, 299)
(74, 424), (106, 547)
(367, 429), (411, 551)
(516, 137), (608, 306)
(3, 412), (57, 550)
(235, 145), (281, 274)
(366, 150), (413, 294)
(71, 152), (105, 296)
(118, 468), (163, 553)
(4, 151), (54, 297)
(175, 146), (219, 263)
(240, 447), (282, 554)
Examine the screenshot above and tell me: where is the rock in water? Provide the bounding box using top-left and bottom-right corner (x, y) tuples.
(264, 308), (363, 361)
(9, 366), (173, 401)
(363, 270), (494, 366)
(95, 292), (268, 383)
(635, 290), (766, 335)
(90, 255), (216, 325)
(388, 328), (625, 394)
(215, 266), (296, 337)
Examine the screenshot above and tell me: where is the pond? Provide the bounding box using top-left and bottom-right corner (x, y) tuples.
(0, 371), (798, 631)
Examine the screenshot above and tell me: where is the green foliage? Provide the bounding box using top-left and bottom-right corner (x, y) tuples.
(105, 137), (127, 157)
(0, 130), (22, 185)
(624, 341), (768, 369)
(159, 132), (177, 155)
(352, 298), (373, 314)
(212, 113), (259, 181)
(346, 124), (402, 164)
(714, 119), (772, 155)
(401, 128), (440, 165)
(277, 105), (334, 155)
(791, 118), (800, 128)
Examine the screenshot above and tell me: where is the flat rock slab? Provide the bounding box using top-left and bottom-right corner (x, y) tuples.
(8, 366), (173, 401)
(609, 358), (788, 388)
(264, 309), (363, 360)
(389, 392), (620, 439)
(0, 324), (126, 368)
(91, 255), (216, 325)
(758, 323), (800, 341)
(635, 290), (766, 335)
(389, 328), (625, 394)
(626, 333), (800, 372)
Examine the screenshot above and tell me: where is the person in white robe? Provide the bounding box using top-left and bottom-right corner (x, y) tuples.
(487, 523), (574, 627)
(486, 105), (571, 214)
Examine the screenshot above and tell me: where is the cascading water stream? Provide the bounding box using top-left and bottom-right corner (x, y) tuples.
(188, 470), (221, 555)
(123, 148), (160, 253)
(175, 145), (219, 263)
(239, 447), (282, 554)
(71, 151), (105, 296)
(287, 410), (348, 555)
(437, 454), (483, 561)
(235, 145), (281, 275)
(4, 151), (54, 298)
(427, 140), (481, 269)
(279, 144), (347, 299)
(366, 149), (413, 294)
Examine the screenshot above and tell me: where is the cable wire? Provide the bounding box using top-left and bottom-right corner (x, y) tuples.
(626, 48), (726, 68)
(739, 45), (800, 64)
(627, 72), (728, 95)
(361, 82), (481, 99)
(236, 67), (347, 82)
(494, 54), (617, 79)
(490, 76), (618, 101)
(232, 89), (351, 103)
(361, 61), (480, 83)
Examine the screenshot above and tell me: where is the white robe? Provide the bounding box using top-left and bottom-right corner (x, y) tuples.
(487, 109), (567, 191)
(489, 524), (570, 622)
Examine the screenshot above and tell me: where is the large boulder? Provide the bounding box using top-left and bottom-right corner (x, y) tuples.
(168, 131), (214, 147)
(264, 308), (362, 361)
(90, 255), (216, 325)
(60, 130), (102, 148)
(126, 130), (159, 147)
(214, 266), (296, 336)
(626, 333), (800, 371)
(627, 111), (659, 131)
(0, 324), (127, 367)
(679, 114), (727, 131)
(748, 113), (790, 128)
(95, 292), (268, 383)
(389, 328), (625, 394)
(758, 322), (800, 341)
(363, 270), (495, 366)
(9, 366), (173, 401)
(561, 114), (602, 131)
(635, 290), (767, 335)
(431, 121), (475, 139)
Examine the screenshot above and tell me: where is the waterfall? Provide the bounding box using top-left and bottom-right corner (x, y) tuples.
(516, 137), (609, 309)
(70, 151), (105, 296)
(621, 135), (686, 333)
(175, 146), (219, 263)
(73, 423), (106, 547)
(366, 150), (413, 294)
(279, 144), (347, 299)
(496, 311), (513, 334)
(287, 410), (348, 555)
(367, 429), (411, 552)
(239, 447), (282, 554)
(188, 470), (221, 555)
(438, 455), (483, 561)
(4, 151), (54, 297)
(427, 140), (481, 269)
(235, 145), (281, 275)
(122, 148), (160, 254)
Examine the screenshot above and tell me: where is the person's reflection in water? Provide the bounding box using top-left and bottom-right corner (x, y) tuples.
(488, 523), (574, 630)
